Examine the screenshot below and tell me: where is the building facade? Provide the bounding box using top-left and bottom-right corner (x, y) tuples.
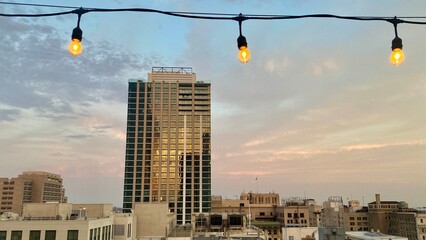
(389, 211), (426, 240)
(321, 196), (344, 228)
(368, 194), (400, 233)
(0, 171), (67, 215)
(123, 67), (211, 225)
(0, 203), (135, 240)
(277, 197), (310, 228)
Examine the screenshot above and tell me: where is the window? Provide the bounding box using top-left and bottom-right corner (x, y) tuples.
(128, 223), (132, 238)
(67, 230), (78, 240)
(45, 230), (56, 240)
(30, 231), (41, 240)
(114, 225), (125, 236)
(0, 231), (6, 240)
(11, 231), (22, 240)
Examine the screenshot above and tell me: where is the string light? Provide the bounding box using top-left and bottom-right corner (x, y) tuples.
(68, 26), (83, 56)
(236, 14), (251, 64)
(68, 8), (85, 56)
(2, 2), (426, 65)
(389, 17), (405, 66)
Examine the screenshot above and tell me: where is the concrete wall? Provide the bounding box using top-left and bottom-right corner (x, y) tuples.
(22, 203), (72, 219)
(282, 227), (319, 240)
(72, 203), (113, 218)
(134, 203), (175, 238)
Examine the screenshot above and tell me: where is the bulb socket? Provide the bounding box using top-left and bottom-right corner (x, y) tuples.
(71, 26), (83, 41)
(391, 36), (402, 50)
(237, 35), (247, 49)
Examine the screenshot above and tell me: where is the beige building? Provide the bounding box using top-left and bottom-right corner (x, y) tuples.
(307, 200), (322, 228)
(123, 67), (211, 225)
(134, 203), (175, 239)
(0, 171), (67, 215)
(342, 200), (369, 232)
(342, 208), (369, 232)
(240, 192), (280, 206)
(0, 203), (135, 240)
(368, 194), (400, 234)
(277, 198), (310, 228)
(210, 193), (280, 240)
(212, 193), (280, 222)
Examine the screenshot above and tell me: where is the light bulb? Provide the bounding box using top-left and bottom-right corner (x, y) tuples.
(238, 46), (251, 64)
(68, 39), (83, 56)
(390, 48), (404, 66)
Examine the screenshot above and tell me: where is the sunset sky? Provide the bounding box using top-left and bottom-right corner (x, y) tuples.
(1, 1), (426, 207)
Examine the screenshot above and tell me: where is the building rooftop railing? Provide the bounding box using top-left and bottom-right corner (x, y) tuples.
(152, 67), (193, 74)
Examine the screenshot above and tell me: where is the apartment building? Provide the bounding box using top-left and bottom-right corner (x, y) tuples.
(0, 171), (67, 215)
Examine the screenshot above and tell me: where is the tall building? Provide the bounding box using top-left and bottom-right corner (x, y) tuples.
(123, 67), (211, 225)
(0, 171), (67, 215)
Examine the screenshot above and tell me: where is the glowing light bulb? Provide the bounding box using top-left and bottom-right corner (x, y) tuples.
(390, 48), (404, 66)
(238, 46), (251, 64)
(68, 39), (83, 56)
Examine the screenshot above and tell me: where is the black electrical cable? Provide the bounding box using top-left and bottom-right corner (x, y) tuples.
(1, 1), (426, 25)
(0, 1), (78, 9)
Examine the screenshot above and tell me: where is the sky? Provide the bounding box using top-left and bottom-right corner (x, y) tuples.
(1, 0), (426, 208)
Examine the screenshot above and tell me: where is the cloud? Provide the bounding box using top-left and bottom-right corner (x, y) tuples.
(341, 140), (426, 151)
(0, 109), (21, 122)
(66, 134), (92, 139)
(0, 17), (159, 121)
(312, 59), (338, 76)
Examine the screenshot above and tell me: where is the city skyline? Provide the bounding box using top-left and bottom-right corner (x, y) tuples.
(1, 1), (426, 208)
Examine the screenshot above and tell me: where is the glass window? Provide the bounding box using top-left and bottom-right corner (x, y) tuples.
(67, 230), (78, 240)
(30, 231), (41, 240)
(11, 231), (22, 240)
(0, 231), (6, 240)
(45, 230), (56, 240)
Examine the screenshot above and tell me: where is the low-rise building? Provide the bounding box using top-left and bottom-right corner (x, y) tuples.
(389, 210), (426, 240)
(0, 203), (136, 240)
(368, 194), (400, 234)
(277, 197), (310, 228)
(342, 201), (369, 232)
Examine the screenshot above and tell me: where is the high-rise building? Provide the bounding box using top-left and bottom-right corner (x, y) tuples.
(0, 171), (67, 215)
(123, 67), (211, 225)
